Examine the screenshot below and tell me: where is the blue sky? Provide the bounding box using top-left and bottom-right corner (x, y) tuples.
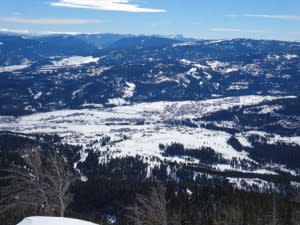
(0, 0), (300, 40)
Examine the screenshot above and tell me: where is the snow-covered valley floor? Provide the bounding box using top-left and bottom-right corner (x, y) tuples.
(1, 95), (298, 167)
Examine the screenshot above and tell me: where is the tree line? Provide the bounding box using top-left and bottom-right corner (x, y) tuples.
(1, 132), (300, 225)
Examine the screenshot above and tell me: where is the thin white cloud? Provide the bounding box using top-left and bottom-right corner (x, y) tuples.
(40, 31), (82, 35)
(0, 28), (105, 35)
(227, 14), (300, 21)
(50, 0), (166, 13)
(244, 14), (300, 20)
(0, 28), (29, 33)
(0, 17), (103, 25)
(12, 12), (23, 15)
(209, 28), (265, 33)
(210, 28), (242, 32)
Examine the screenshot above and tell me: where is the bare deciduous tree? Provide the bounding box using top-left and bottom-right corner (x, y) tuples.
(272, 194), (277, 225)
(45, 152), (75, 216)
(0, 146), (76, 217)
(126, 184), (181, 225)
(0, 148), (50, 215)
(291, 188), (300, 225)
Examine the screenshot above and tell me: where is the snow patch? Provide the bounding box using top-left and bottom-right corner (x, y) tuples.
(0, 63), (31, 73)
(81, 103), (104, 108)
(107, 98), (130, 106)
(123, 82), (136, 99)
(34, 92), (42, 100)
(257, 105), (283, 114)
(284, 54), (298, 60)
(180, 59), (193, 66)
(235, 135), (252, 148)
(186, 188), (193, 195)
(173, 42), (195, 47)
(17, 217), (98, 225)
(227, 177), (274, 191)
(87, 66), (111, 77)
(72, 83), (92, 99)
(51, 56), (100, 67)
(206, 40), (226, 44)
(206, 60), (229, 70)
(227, 82), (249, 90)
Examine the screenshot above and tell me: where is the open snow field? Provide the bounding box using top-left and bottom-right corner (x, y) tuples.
(1, 95), (298, 166)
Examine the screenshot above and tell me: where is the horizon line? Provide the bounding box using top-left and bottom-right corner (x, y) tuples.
(0, 30), (299, 42)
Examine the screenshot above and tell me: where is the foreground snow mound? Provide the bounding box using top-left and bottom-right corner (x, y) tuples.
(17, 217), (98, 225)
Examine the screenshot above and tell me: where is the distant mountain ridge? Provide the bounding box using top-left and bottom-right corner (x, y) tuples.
(0, 34), (299, 115)
(76, 33), (133, 49)
(0, 34), (99, 65)
(0, 33), (184, 64)
(107, 35), (181, 50)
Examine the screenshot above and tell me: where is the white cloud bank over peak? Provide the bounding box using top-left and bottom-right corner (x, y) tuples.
(50, 0), (166, 13)
(0, 17), (103, 25)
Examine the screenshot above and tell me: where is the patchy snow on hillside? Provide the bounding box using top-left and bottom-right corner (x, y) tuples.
(34, 91), (42, 100)
(266, 54), (281, 61)
(72, 82), (92, 99)
(284, 54), (298, 60)
(123, 82), (136, 98)
(257, 105), (283, 114)
(173, 42), (195, 47)
(81, 103), (104, 108)
(52, 56), (100, 67)
(38, 56), (100, 72)
(180, 59), (208, 70)
(235, 135), (252, 148)
(206, 60), (229, 71)
(87, 66), (112, 77)
(180, 59), (193, 65)
(227, 82), (249, 90)
(107, 98), (130, 106)
(17, 217), (98, 225)
(245, 131), (300, 146)
(215, 164), (277, 175)
(227, 177), (275, 191)
(0, 63), (31, 73)
(206, 40), (226, 44)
